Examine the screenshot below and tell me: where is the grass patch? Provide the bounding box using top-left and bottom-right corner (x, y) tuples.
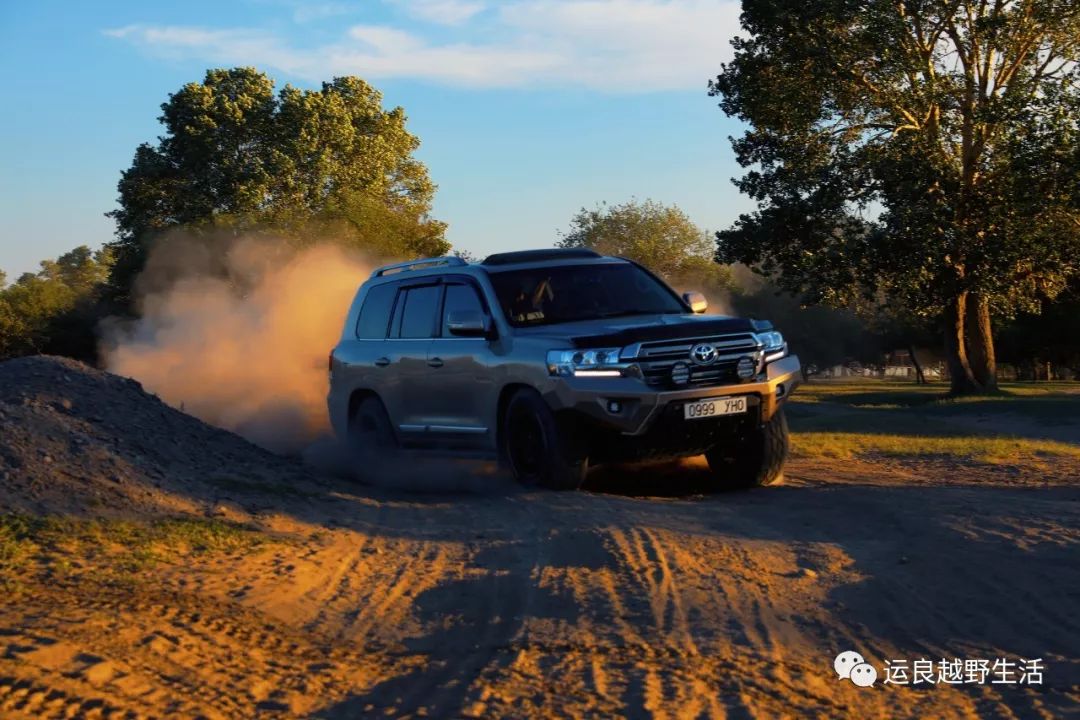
(797, 381), (948, 407)
(796, 380), (1080, 425)
(788, 379), (1080, 472)
(786, 404), (957, 436)
(791, 431), (1080, 464)
(0, 514), (267, 587)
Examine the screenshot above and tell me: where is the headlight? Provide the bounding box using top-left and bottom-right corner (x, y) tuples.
(757, 331), (787, 363)
(547, 348), (625, 377)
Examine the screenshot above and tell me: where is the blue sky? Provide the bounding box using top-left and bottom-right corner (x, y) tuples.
(0, 0), (752, 279)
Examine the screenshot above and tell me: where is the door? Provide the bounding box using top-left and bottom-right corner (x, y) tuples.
(421, 280), (497, 450)
(381, 282), (441, 439)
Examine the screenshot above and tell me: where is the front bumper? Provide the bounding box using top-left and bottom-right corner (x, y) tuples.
(542, 354), (801, 436)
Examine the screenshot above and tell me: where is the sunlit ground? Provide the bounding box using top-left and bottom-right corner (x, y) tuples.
(1, 377), (1077, 719)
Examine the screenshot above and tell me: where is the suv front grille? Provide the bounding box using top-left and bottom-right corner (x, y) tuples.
(633, 333), (761, 389)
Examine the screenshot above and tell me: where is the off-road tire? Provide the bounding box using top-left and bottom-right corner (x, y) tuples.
(705, 409), (789, 490)
(501, 388), (588, 490)
(347, 395), (397, 480)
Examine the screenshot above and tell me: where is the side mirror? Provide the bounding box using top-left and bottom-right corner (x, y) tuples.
(447, 309), (491, 337)
(682, 291), (708, 314)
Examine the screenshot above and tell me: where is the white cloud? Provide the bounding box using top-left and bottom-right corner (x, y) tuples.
(396, 0), (486, 26)
(347, 25), (424, 53)
(104, 24), (310, 74)
(500, 0), (741, 90)
(104, 25), (243, 46)
(104, 0), (741, 91)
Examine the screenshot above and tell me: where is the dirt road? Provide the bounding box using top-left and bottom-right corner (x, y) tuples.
(1, 358), (1077, 718)
(3, 462), (1077, 719)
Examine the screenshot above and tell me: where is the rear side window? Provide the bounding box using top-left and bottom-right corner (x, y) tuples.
(441, 284), (485, 337)
(355, 283), (398, 339)
(399, 285), (442, 338)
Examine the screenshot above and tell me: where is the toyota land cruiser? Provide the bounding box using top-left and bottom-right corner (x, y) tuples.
(328, 249), (801, 490)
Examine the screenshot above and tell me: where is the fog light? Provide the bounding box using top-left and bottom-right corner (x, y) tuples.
(607, 400), (622, 413)
(776, 383), (785, 398)
(671, 362), (690, 385)
(736, 356), (756, 380)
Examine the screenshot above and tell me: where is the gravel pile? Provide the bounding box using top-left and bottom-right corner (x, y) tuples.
(0, 355), (316, 516)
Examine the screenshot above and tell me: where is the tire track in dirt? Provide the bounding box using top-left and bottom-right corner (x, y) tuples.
(0, 583), (383, 719)
(295, 537), (380, 641)
(0, 672), (151, 720)
(2, 478), (1077, 718)
(318, 495), (540, 719)
(603, 522), (780, 719)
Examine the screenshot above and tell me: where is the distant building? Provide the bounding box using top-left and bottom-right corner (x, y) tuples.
(884, 348), (942, 379)
(816, 362), (869, 378)
(811, 349), (944, 380)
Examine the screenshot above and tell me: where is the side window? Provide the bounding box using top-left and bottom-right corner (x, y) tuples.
(398, 285), (442, 338)
(441, 284), (485, 338)
(355, 283), (397, 339)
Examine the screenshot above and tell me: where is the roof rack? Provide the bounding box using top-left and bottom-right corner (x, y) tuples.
(481, 248), (602, 266)
(370, 256), (467, 278)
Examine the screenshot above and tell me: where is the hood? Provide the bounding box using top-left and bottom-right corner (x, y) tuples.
(513, 313), (769, 348)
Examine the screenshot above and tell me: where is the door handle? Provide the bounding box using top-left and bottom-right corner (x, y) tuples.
(427, 357), (444, 368)
(374, 357), (391, 367)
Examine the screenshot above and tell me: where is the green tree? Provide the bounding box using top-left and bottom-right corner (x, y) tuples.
(0, 246), (114, 359)
(710, 0), (1080, 394)
(558, 199), (733, 289)
(730, 268), (882, 372)
(109, 68), (448, 297)
(997, 279), (1080, 379)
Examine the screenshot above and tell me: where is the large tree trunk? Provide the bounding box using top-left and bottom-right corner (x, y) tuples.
(966, 293), (997, 391)
(944, 291), (979, 394)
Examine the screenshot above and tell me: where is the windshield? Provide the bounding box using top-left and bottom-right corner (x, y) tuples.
(489, 263), (686, 327)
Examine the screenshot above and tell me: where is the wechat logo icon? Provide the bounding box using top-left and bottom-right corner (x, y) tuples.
(835, 650), (877, 687)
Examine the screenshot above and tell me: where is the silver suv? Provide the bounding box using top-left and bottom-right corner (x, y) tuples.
(328, 249), (801, 490)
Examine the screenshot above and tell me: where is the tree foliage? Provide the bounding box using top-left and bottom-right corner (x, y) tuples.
(108, 68), (448, 297)
(730, 268), (883, 370)
(997, 279), (1080, 377)
(0, 246), (114, 360)
(711, 0), (1080, 393)
(557, 199), (733, 289)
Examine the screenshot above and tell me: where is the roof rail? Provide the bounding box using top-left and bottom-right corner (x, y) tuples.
(481, 248), (602, 266)
(370, 256), (467, 278)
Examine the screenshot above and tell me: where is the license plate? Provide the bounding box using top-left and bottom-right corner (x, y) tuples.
(684, 396), (747, 420)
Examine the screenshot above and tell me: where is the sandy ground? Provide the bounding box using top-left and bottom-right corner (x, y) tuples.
(1, 358), (1078, 718)
(2, 463), (1078, 719)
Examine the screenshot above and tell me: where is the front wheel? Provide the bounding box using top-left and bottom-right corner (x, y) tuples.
(705, 409), (789, 490)
(501, 388), (588, 490)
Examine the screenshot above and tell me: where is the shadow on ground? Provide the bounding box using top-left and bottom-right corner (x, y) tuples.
(313, 468), (1080, 719)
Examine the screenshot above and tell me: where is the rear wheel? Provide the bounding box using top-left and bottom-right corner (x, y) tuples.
(347, 395), (397, 480)
(705, 409), (789, 490)
(501, 388), (588, 490)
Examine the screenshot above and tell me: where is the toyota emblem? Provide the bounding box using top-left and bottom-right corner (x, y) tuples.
(691, 343), (718, 365)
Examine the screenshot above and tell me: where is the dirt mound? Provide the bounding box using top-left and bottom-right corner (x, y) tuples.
(0, 355), (317, 516)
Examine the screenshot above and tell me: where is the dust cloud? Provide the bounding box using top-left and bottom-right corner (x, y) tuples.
(101, 235), (375, 455)
(303, 436), (510, 493)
